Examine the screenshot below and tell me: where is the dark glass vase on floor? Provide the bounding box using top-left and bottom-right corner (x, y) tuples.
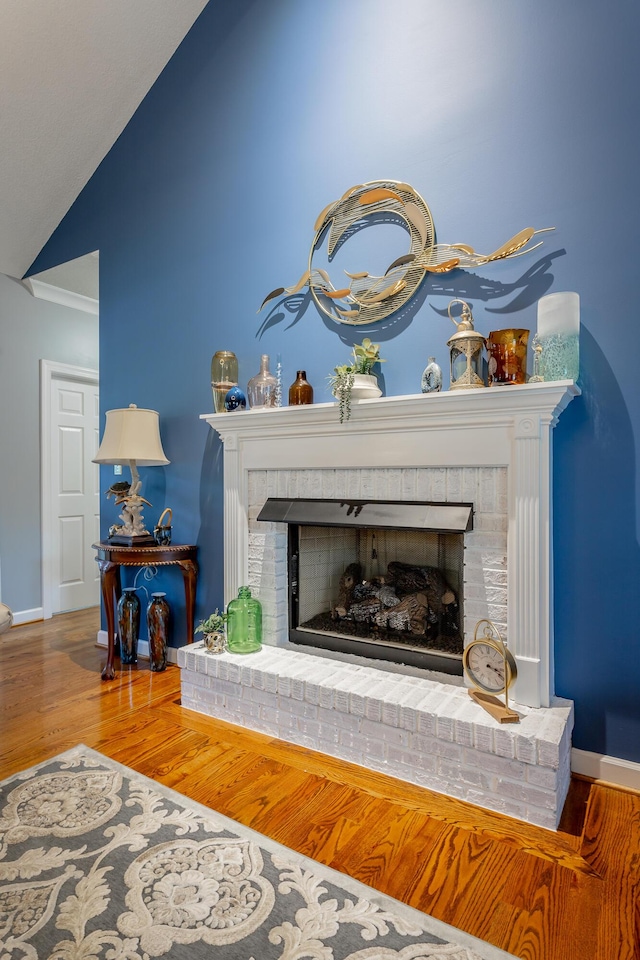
(117, 587), (140, 664)
(146, 592), (170, 672)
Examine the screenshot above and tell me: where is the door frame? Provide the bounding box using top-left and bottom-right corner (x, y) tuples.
(40, 359), (99, 619)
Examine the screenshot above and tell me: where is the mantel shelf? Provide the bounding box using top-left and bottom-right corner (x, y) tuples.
(201, 381), (580, 444)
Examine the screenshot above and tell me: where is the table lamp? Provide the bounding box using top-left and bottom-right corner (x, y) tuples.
(93, 404), (170, 546)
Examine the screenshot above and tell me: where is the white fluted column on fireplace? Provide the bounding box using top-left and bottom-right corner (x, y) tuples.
(510, 412), (553, 706)
(204, 381), (579, 709)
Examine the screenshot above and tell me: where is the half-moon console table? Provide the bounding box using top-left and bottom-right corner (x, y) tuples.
(93, 541), (198, 681)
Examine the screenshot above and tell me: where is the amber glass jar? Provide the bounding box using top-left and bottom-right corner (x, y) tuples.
(487, 329), (529, 385)
(289, 370), (313, 405)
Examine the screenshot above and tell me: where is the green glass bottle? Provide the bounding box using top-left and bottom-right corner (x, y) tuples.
(226, 586), (262, 654)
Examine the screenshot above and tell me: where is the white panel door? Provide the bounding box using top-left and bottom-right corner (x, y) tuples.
(50, 377), (100, 612)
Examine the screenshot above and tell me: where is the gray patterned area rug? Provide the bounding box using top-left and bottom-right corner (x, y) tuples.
(0, 746), (518, 959)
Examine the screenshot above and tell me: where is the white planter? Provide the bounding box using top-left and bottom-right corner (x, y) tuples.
(346, 373), (382, 400)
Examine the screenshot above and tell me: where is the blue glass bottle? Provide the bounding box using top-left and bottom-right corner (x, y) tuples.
(224, 386), (247, 411)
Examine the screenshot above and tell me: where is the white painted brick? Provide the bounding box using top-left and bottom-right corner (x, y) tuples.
(362, 737), (386, 761)
(337, 743), (367, 765)
(318, 706), (361, 733)
(464, 600), (508, 623)
(412, 734), (463, 762)
(260, 672), (277, 695)
(514, 735), (538, 765)
(464, 531), (508, 550)
(492, 727), (517, 759)
(225, 661), (244, 683)
(399, 687), (434, 731)
(463, 748), (524, 780)
(445, 467), (463, 501)
(497, 779), (556, 810)
(361, 718), (410, 748)
(461, 467), (479, 502)
(385, 744), (433, 772)
(464, 583), (508, 605)
(431, 468), (447, 500)
(453, 699), (485, 746)
(237, 699), (262, 722)
(338, 728), (365, 754)
(424, 775), (466, 800)
(245, 686), (276, 707)
(526, 765), (559, 790)
(216, 659), (230, 681)
(381, 696), (401, 728)
(317, 684), (335, 710)
(478, 468), (497, 512)
(526, 807), (558, 830)
(439, 758), (494, 791)
(435, 712), (457, 742)
(363, 681), (393, 721)
(401, 470), (417, 500)
(475, 514), (508, 534)
(467, 790), (527, 821)
(296, 717), (322, 740)
(293, 697), (320, 719)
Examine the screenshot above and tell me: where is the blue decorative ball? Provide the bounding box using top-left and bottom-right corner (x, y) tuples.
(224, 386), (247, 411)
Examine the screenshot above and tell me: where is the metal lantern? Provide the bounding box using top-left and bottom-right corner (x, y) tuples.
(447, 298), (486, 390)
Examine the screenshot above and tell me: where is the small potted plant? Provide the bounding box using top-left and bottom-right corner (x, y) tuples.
(328, 338), (385, 422)
(194, 608), (227, 654)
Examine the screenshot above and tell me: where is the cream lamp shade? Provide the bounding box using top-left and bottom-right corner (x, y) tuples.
(93, 404), (169, 545)
(93, 404), (169, 466)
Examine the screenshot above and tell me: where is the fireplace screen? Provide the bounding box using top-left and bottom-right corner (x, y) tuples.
(258, 499), (472, 674)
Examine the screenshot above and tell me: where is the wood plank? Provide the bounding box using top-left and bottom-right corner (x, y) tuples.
(1, 608), (639, 960)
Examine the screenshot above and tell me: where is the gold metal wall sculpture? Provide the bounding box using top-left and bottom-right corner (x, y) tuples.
(258, 180), (554, 326)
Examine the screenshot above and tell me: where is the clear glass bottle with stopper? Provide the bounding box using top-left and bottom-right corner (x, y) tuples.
(247, 355), (278, 409)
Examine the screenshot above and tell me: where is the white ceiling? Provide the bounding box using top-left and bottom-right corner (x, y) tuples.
(0, 0), (209, 285)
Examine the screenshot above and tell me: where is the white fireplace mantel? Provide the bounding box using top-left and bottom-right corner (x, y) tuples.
(201, 381), (579, 709)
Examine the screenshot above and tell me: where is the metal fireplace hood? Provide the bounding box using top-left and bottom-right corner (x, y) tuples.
(257, 498), (473, 533)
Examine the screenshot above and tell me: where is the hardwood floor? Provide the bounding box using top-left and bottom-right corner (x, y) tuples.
(1, 608), (638, 959)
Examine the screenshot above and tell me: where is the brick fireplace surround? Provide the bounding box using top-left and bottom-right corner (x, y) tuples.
(180, 383), (579, 829)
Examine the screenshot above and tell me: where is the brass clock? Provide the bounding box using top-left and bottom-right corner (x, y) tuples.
(463, 620), (519, 723)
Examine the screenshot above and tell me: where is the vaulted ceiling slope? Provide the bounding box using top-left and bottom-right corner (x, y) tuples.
(0, 0), (209, 280)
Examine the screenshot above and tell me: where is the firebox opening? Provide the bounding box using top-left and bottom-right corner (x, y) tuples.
(288, 523), (465, 676)
(256, 498), (473, 676)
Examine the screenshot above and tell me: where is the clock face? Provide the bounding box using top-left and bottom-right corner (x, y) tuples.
(463, 640), (515, 695)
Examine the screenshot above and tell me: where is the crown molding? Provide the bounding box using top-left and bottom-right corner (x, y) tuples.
(22, 277), (98, 316)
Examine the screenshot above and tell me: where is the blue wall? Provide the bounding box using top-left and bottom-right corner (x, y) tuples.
(29, 0), (640, 763)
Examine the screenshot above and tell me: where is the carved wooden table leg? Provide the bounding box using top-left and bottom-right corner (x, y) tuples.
(178, 558), (199, 642)
(97, 559), (120, 680)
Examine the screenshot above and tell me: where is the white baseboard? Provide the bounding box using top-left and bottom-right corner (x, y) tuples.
(571, 747), (640, 792)
(96, 630), (180, 665)
(11, 607), (44, 626)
